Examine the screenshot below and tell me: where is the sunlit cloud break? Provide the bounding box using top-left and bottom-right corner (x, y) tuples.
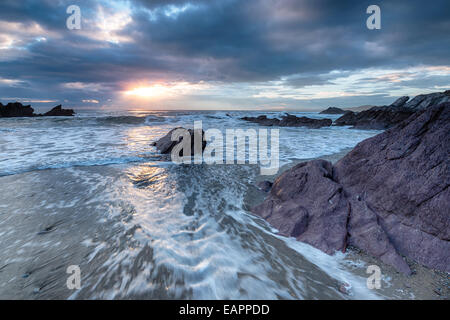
(0, 0), (448, 109)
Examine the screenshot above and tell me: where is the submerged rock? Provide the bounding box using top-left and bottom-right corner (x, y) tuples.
(319, 107), (346, 114)
(253, 102), (450, 274)
(242, 113), (332, 128)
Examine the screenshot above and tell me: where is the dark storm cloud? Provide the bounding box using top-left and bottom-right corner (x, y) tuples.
(0, 0), (449, 107)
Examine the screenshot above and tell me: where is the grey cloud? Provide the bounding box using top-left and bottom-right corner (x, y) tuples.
(0, 0), (449, 107)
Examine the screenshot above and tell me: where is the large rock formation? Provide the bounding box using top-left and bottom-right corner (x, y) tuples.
(334, 91), (450, 129)
(253, 102), (450, 274)
(0, 102), (75, 117)
(0, 102), (34, 117)
(242, 114), (332, 128)
(319, 107), (346, 114)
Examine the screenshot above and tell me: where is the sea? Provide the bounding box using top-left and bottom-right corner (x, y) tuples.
(1, 109), (408, 299)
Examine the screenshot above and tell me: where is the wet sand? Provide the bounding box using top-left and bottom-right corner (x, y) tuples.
(0, 150), (448, 300)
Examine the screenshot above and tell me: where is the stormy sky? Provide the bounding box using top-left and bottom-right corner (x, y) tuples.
(0, 0), (449, 110)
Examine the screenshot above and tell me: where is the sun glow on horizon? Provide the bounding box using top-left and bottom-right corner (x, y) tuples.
(123, 82), (209, 99)
(124, 84), (170, 98)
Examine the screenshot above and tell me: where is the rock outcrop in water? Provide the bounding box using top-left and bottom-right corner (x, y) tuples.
(334, 91), (450, 129)
(152, 127), (206, 156)
(43, 105), (75, 116)
(0, 102), (34, 117)
(253, 102), (450, 274)
(0, 102), (75, 117)
(241, 114), (332, 128)
(319, 107), (346, 114)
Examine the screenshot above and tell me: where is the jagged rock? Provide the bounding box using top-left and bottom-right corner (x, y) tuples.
(403, 91), (450, 111)
(0, 102), (34, 117)
(390, 96), (409, 108)
(333, 111), (357, 126)
(334, 107), (414, 129)
(253, 102), (450, 274)
(253, 160), (350, 255)
(152, 127), (206, 156)
(43, 105), (75, 116)
(334, 102), (450, 273)
(242, 114), (332, 128)
(319, 107), (346, 114)
(334, 91), (449, 129)
(252, 160), (410, 273)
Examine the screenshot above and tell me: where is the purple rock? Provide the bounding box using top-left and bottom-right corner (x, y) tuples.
(252, 102), (450, 274)
(334, 102), (450, 273)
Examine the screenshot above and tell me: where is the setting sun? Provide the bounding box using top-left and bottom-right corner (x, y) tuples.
(123, 82), (209, 99)
(124, 85), (170, 98)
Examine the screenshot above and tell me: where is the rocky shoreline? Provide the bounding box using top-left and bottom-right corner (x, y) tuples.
(252, 101), (450, 275)
(0, 102), (75, 117)
(238, 91), (450, 131)
(241, 113), (332, 128)
(333, 91), (450, 129)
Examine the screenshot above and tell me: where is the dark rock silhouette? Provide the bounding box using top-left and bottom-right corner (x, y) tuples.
(43, 105), (75, 116)
(152, 127), (206, 156)
(242, 113), (332, 128)
(253, 102), (450, 274)
(0, 102), (75, 117)
(0, 102), (34, 117)
(319, 107), (346, 114)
